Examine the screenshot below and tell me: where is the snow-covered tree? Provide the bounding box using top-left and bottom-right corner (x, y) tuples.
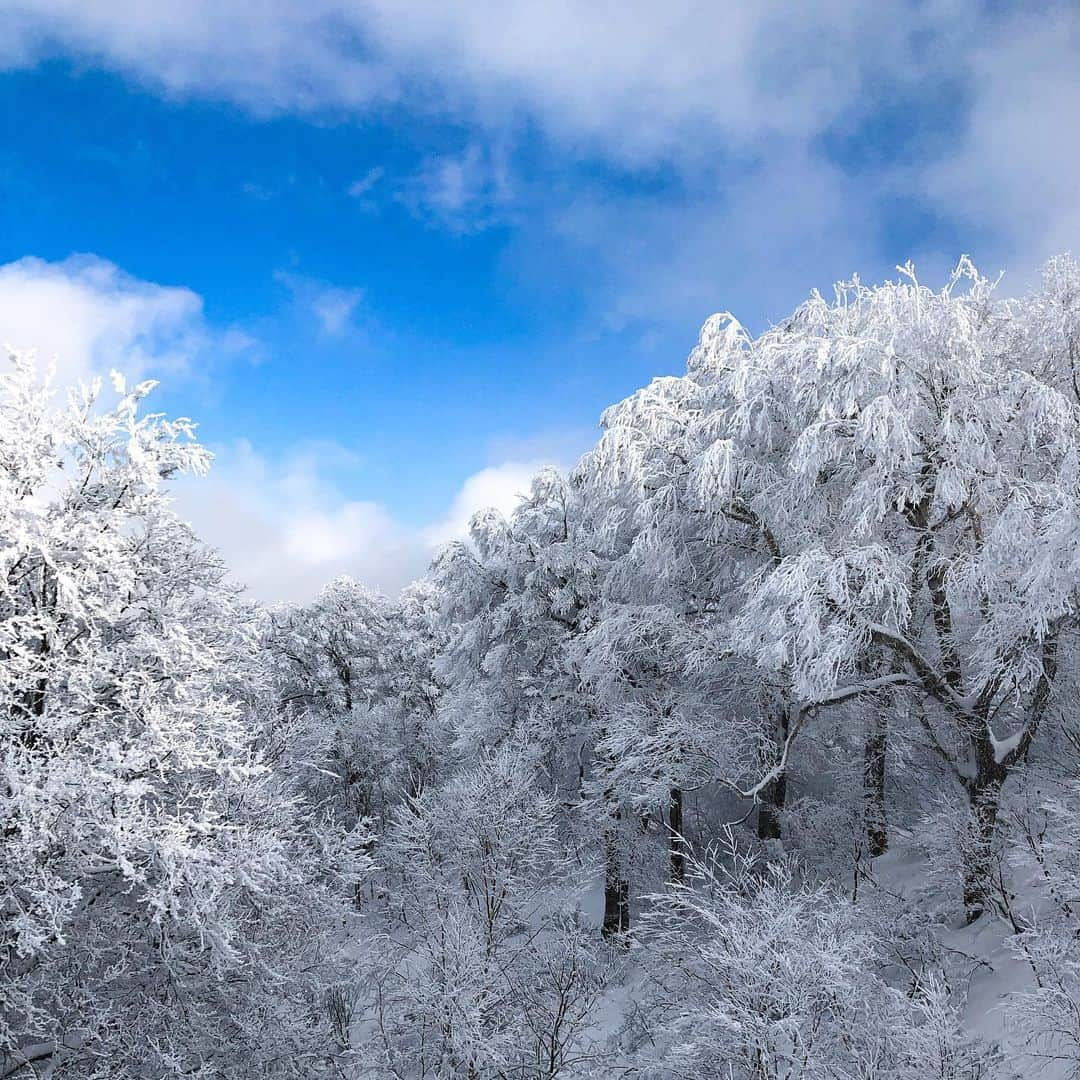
(431, 471), (635, 934)
(709, 258), (1080, 918)
(581, 337), (807, 849)
(0, 355), (350, 1076)
(593, 257), (1080, 919)
(267, 576), (447, 840)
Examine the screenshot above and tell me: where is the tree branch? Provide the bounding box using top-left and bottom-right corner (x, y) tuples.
(867, 623), (968, 714)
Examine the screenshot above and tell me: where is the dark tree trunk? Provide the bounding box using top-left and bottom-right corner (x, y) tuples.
(757, 708), (789, 842)
(864, 705), (889, 858)
(601, 799), (630, 941)
(962, 779), (1005, 923)
(756, 772), (787, 842)
(962, 732), (1009, 923)
(668, 786), (685, 883)
(601, 869), (629, 941)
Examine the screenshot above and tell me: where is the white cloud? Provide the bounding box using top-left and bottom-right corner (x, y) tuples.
(4, 3), (1077, 267)
(422, 461), (548, 548)
(923, 7), (1080, 277)
(172, 439), (428, 602)
(0, 254), (214, 384)
(0, 1), (397, 115)
(537, 143), (882, 333)
(175, 442), (558, 602)
(356, 1), (938, 165)
(0, 2), (946, 160)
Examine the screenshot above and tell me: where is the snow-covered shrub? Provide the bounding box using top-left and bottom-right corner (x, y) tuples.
(358, 746), (611, 1078)
(633, 836), (894, 1077)
(1008, 921), (1080, 1077)
(897, 974), (1007, 1080)
(1002, 773), (1080, 1076)
(633, 832), (1002, 1079)
(512, 913), (619, 1079)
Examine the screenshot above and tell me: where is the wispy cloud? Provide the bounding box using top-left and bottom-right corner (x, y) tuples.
(311, 287), (363, 337)
(274, 270), (364, 337)
(398, 143), (513, 232)
(347, 165), (384, 200)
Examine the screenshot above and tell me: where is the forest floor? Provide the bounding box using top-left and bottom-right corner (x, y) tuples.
(870, 841), (1058, 1079)
(341, 836), (1064, 1077)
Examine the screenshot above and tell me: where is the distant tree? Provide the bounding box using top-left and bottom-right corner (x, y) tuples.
(267, 576), (447, 839)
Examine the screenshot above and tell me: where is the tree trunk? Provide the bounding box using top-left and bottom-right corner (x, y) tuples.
(668, 786), (685, 883)
(962, 780), (1005, 923)
(756, 772), (787, 842)
(601, 799), (630, 941)
(757, 707), (789, 842)
(864, 704), (889, 858)
(958, 635), (1057, 920)
(962, 733), (1009, 923)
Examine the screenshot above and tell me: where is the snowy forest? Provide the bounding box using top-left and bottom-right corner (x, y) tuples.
(8, 255), (1080, 1079)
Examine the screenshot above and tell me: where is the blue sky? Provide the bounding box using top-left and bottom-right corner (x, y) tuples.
(0, 2), (1077, 598)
